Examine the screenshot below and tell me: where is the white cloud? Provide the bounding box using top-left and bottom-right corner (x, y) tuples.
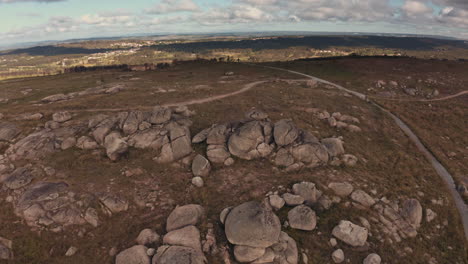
(0, 0), (64, 3)
(402, 1), (433, 17)
(145, 0), (199, 14)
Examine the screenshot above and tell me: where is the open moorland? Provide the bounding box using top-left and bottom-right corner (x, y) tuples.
(0, 57), (467, 264)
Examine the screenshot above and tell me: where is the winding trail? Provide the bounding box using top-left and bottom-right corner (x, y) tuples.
(259, 64), (468, 241)
(66, 80), (268, 113)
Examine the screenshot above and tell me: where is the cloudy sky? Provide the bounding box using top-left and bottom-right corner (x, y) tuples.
(0, 0), (467, 46)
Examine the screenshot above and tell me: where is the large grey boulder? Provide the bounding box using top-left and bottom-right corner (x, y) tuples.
(401, 199), (423, 228)
(163, 226), (202, 252)
(104, 132), (128, 161)
(287, 205), (317, 231)
(153, 246), (206, 264)
(192, 155), (211, 177)
(274, 120), (299, 146)
(332, 220), (368, 247)
(225, 201), (281, 248)
(116, 245), (150, 264)
(166, 204), (205, 232)
(0, 122), (20, 142)
(321, 138), (344, 157)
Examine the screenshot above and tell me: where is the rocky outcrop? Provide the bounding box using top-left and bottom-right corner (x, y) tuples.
(193, 111), (352, 172)
(0, 122), (20, 142)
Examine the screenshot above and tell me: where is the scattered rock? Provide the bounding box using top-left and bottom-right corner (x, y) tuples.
(363, 253), (381, 264)
(104, 132), (128, 161)
(163, 225), (202, 252)
(282, 193), (305, 206)
(166, 204), (205, 232)
(225, 201), (281, 248)
(192, 155), (211, 177)
(332, 249), (345, 263)
(401, 199), (422, 228)
(192, 177), (204, 188)
(288, 205), (317, 231)
(274, 120), (299, 146)
(269, 195), (285, 210)
(52, 112), (72, 123)
(116, 245), (150, 264)
(342, 154), (358, 166)
(351, 190), (375, 207)
(136, 229), (160, 246)
(292, 182), (317, 205)
(321, 138), (345, 157)
(65, 246), (78, 257)
(426, 209), (437, 223)
(332, 220), (368, 247)
(328, 182), (354, 197)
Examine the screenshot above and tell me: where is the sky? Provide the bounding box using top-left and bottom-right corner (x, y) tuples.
(0, 0), (467, 46)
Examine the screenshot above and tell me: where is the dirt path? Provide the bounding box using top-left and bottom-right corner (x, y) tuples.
(65, 80), (268, 113)
(369, 90), (468, 102)
(259, 64), (468, 241)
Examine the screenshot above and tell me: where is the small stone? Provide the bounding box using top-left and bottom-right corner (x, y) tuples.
(363, 253), (381, 264)
(146, 248), (156, 257)
(192, 177), (204, 188)
(332, 249), (344, 263)
(282, 193), (305, 206)
(109, 247), (118, 257)
(269, 194), (285, 210)
(52, 112), (72, 123)
(65, 246), (78, 257)
(426, 209), (437, 223)
(330, 238), (337, 247)
(224, 157), (235, 166)
(220, 207), (232, 225)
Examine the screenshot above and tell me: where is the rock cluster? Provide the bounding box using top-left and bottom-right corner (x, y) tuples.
(193, 110), (356, 172)
(116, 204), (207, 264)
